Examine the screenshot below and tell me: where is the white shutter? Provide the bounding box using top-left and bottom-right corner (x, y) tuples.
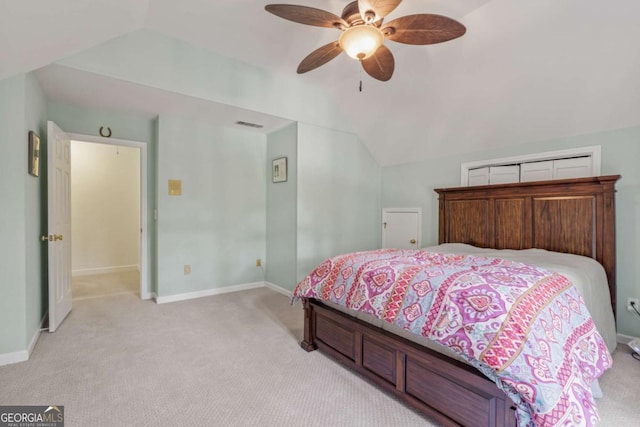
(553, 157), (592, 179)
(489, 165), (520, 184)
(468, 167), (489, 186)
(520, 160), (553, 182)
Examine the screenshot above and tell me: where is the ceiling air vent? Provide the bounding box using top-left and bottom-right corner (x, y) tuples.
(235, 120), (264, 129)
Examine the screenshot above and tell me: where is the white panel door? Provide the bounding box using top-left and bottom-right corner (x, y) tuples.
(382, 209), (421, 249)
(47, 121), (72, 332)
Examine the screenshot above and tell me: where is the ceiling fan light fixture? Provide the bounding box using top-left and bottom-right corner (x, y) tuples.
(339, 25), (383, 60)
(264, 2), (466, 81)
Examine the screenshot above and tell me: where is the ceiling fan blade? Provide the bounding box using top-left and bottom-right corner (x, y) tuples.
(297, 41), (343, 74)
(382, 14), (466, 45)
(361, 45), (394, 81)
(358, 0), (402, 23)
(265, 4), (347, 29)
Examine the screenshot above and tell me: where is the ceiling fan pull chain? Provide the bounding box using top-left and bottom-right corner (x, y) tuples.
(359, 68), (363, 92)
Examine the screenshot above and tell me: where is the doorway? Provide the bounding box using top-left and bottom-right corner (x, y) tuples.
(68, 133), (150, 300)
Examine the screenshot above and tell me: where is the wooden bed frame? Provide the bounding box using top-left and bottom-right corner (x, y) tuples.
(300, 175), (620, 427)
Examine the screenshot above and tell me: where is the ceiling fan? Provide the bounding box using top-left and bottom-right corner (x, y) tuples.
(265, 0), (466, 81)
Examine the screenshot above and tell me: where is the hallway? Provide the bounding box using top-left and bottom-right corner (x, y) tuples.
(72, 271), (139, 300)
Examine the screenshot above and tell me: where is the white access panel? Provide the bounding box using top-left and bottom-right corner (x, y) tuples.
(520, 160), (554, 182)
(468, 167), (489, 186)
(382, 209), (421, 249)
(553, 157), (592, 179)
(489, 165), (520, 184)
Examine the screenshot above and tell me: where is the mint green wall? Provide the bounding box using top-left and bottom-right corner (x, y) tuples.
(48, 102), (155, 143)
(24, 72), (48, 346)
(296, 123), (381, 282)
(49, 29), (374, 295)
(47, 102), (157, 293)
(266, 123), (298, 290)
(0, 74), (28, 355)
(266, 122), (381, 290)
(56, 30), (353, 133)
(156, 116), (267, 297)
(0, 72), (47, 356)
(382, 126), (640, 337)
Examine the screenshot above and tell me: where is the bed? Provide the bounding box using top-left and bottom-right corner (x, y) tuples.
(295, 175), (620, 427)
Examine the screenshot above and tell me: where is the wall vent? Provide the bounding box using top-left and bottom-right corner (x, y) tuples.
(235, 120), (264, 129)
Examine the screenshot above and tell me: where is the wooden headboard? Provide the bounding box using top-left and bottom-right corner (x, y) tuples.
(434, 175), (620, 317)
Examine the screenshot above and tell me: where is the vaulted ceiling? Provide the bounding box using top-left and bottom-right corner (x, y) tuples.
(2, 0), (639, 166)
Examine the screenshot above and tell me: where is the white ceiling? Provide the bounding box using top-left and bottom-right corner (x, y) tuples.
(3, 0), (640, 165)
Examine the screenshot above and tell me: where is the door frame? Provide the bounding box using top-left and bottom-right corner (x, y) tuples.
(382, 207), (422, 249)
(68, 133), (151, 300)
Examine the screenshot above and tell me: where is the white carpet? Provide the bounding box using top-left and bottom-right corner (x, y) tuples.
(0, 287), (638, 426)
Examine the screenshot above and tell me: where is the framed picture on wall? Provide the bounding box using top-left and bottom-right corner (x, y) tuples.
(28, 131), (41, 177)
(272, 157), (287, 183)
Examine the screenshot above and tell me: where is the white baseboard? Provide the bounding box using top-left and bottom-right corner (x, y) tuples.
(155, 282), (265, 304)
(0, 313), (47, 367)
(0, 350), (28, 367)
(617, 333), (639, 344)
(264, 282), (292, 297)
(140, 290), (154, 300)
(72, 265), (139, 277)
(28, 312), (47, 352)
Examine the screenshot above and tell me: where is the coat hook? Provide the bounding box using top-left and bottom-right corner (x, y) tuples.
(99, 126), (112, 138)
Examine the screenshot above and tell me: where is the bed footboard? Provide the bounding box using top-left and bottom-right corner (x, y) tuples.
(301, 298), (517, 427)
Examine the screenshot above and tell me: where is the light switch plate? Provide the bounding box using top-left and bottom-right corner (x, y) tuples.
(168, 179), (182, 196)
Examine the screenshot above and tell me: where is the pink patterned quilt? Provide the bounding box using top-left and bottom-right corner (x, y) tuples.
(293, 249), (612, 427)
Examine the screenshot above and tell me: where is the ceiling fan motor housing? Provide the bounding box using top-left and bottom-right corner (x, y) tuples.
(342, 1), (382, 27)
(341, 1), (362, 24)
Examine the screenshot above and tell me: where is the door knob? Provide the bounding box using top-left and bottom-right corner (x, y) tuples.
(410, 239), (417, 244)
(41, 235), (52, 242)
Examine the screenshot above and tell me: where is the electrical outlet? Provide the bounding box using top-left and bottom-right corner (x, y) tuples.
(627, 297), (639, 312)
(256, 258), (262, 267)
(184, 265), (191, 275)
